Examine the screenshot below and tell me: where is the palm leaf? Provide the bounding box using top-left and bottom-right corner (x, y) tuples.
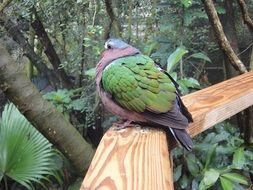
(0, 103), (61, 189)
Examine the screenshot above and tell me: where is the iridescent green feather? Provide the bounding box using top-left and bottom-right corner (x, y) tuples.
(102, 54), (176, 113)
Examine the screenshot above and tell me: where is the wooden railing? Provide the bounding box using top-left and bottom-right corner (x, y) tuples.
(81, 71), (253, 190)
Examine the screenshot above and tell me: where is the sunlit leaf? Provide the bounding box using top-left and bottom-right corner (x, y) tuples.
(220, 176), (233, 190)
(181, 0), (192, 7)
(0, 104), (62, 189)
(169, 72), (177, 81)
(85, 68), (96, 79)
(189, 52), (211, 63)
(167, 47), (188, 73)
(232, 147), (245, 169)
(221, 173), (248, 185)
(177, 80), (189, 94)
(199, 169), (220, 190)
(178, 78), (200, 89)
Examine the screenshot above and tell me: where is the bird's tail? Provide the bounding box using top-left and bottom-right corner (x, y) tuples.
(170, 128), (193, 151)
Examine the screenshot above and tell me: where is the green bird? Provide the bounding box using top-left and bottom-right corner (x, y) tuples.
(96, 39), (193, 150)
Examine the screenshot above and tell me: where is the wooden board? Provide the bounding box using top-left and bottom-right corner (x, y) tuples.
(81, 127), (174, 190)
(184, 71), (253, 137)
(81, 71), (253, 190)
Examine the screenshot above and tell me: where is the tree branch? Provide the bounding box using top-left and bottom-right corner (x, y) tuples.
(0, 14), (60, 87)
(0, 45), (94, 175)
(31, 10), (73, 89)
(236, 0), (253, 32)
(104, 0), (121, 38)
(0, 0), (12, 13)
(202, 0), (248, 74)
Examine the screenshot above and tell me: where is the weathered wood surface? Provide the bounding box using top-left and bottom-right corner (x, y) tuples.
(81, 71), (253, 190)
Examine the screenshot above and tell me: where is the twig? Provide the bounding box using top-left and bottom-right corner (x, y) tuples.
(0, 0), (12, 13)
(236, 0), (253, 32)
(202, 0), (248, 74)
(237, 42), (253, 56)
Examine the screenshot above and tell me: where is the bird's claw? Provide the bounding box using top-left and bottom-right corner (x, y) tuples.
(113, 120), (134, 130)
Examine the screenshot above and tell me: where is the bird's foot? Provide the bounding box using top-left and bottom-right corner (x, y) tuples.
(113, 120), (134, 130)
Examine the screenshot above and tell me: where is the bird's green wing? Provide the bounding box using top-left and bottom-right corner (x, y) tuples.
(102, 54), (176, 113)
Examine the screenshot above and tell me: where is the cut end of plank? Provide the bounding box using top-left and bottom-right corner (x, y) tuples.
(81, 127), (174, 190)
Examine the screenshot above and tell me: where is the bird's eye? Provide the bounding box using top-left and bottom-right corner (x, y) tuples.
(107, 44), (112, 49)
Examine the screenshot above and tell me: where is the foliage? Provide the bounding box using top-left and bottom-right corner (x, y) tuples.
(173, 122), (252, 189)
(166, 46), (211, 94)
(1, 0), (253, 188)
(0, 103), (62, 189)
(43, 89), (86, 114)
(167, 47), (189, 73)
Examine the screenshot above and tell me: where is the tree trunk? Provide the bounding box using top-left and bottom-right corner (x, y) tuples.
(31, 11), (73, 89)
(0, 45), (94, 175)
(104, 0), (121, 38)
(127, 0), (132, 42)
(250, 48), (253, 70)
(0, 14), (60, 88)
(203, 0), (253, 144)
(221, 0), (249, 141)
(236, 0), (253, 33)
(221, 0), (239, 78)
(28, 13), (35, 79)
(202, 0), (248, 74)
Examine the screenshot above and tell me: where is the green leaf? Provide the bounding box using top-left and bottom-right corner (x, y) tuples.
(0, 104), (62, 189)
(71, 99), (85, 111)
(177, 80), (189, 95)
(212, 131), (230, 144)
(0, 172), (3, 181)
(143, 41), (160, 56)
(173, 164), (182, 182)
(169, 72), (177, 81)
(167, 47), (188, 73)
(68, 178), (82, 190)
(186, 154), (201, 177)
(199, 169), (220, 190)
(232, 147), (245, 169)
(205, 143), (218, 169)
(43, 89), (72, 104)
(181, 0), (192, 7)
(179, 174), (189, 189)
(216, 5), (226, 14)
(189, 52), (211, 63)
(220, 176), (233, 190)
(85, 68), (96, 79)
(178, 78), (200, 89)
(221, 173), (248, 185)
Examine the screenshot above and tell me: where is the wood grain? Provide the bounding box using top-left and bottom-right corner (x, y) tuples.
(184, 71), (253, 137)
(81, 72), (253, 190)
(81, 127), (174, 190)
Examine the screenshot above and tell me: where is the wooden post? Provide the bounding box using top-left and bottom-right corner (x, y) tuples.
(81, 127), (174, 190)
(81, 71), (253, 190)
